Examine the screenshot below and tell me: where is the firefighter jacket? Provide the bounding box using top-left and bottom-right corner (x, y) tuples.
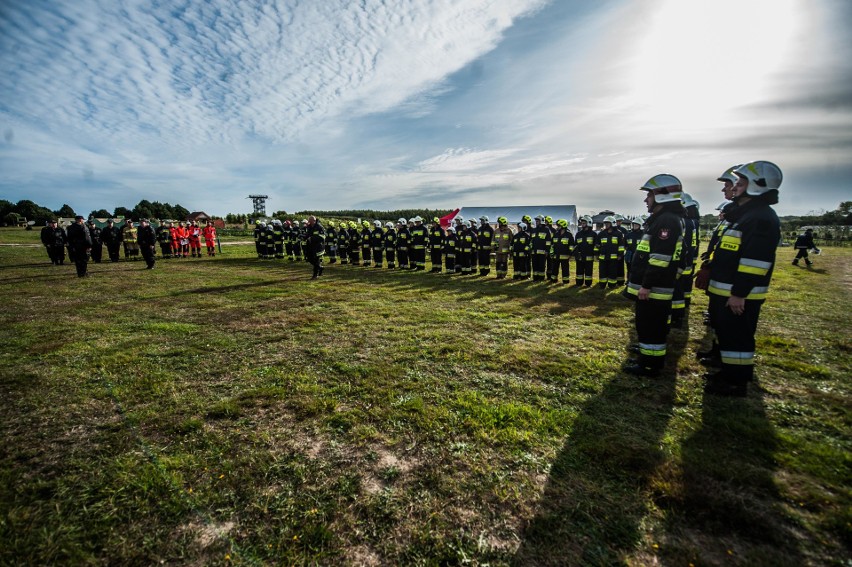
(66, 222), (92, 252)
(88, 225), (102, 245)
(137, 224), (156, 247)
(594, 228), (625, 260)
(530, 224), (552, 255)
(477, 225), (495, 251)
(271, 224), (283, 245)
(360, 228), (372, 250)
(396, 226), (410, 251)
(708, 196), (780, 301)
(459, 227), (475, 252)
(202, 225), (217, 243)
(678, 219), (694, 276)
(624, 203), (684, 300)
(410, 224), (428, 250)
(306, 222), (326, 254)
(429, 225), (444, 249)
(494, 226), (514, 254)
(383, 228), (397, 250)
(48, 225), (68, 246)
(253, 226), (262, 242)
(551, 228), (575, 260)
(443, 232), (458, 257)
(326, 226), (337, 248)
(349, 227), (361, 250)
(512, 230), (531, 256)
(337, 227), (349, 251)
(370, 228), (384, 252)
(625, 229), (643, 254)
(123, 224), (139, 248)
(794, 232), (815, 250)
(574, 227), (596, 259)
(157, 226), (172, 245)
(101, 225), (121, 245)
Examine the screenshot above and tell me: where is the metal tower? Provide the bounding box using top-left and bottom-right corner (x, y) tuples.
(248, 194), (269, 217)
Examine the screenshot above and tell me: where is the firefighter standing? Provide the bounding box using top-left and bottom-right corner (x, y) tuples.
(122, 219), (140, 260)
(371, 220), (384, 267)
(512, 222), (531, 279)
(137, 218), (157, 269)
(66, 215), (92, 277)
(102, 219), (122, 262)
(444, 226), (458, 273)
(530, 214), (552, 281)
(574, 216), (596, 287)
(410, 216), (428, 270)
(429, 218), (444, 273)
(157, 221), (173, 258)
(622, 174), (685, 377)
(87, 220), (103, 263)
(383, 222), (397, 268)
(395, 218), (409, 269)
(477, 216), (494, 276)
(305, 216), (326, 279)
(551, 219), (575, 284)
(203, 222), (217, 256)
(493, 217), (513, 279)
(594, 216), (624, 288)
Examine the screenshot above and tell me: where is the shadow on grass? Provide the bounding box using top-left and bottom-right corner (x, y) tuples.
(661, 387), (804, 565)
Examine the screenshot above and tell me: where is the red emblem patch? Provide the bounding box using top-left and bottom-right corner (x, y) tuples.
(658, 228), (670, 240)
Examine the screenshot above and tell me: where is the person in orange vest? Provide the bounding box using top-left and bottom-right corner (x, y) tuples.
(175, 221), (190, 258)
(169, 221), (180, 257)
(188, 221), (202, 257)
(202, 222), (217, 256)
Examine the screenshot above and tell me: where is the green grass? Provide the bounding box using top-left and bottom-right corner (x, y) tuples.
(1, 227), (849, 565)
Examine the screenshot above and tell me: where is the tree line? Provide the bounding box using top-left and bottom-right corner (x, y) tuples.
(0, 199), (193, 226)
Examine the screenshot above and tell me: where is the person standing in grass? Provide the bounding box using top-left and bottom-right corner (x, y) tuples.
(305, 216), (326, 279)
(512, 222), (531, 279)
(383, 221), (397, 269)
(574, 216), (596, 287)
(493, 216), (513, 279)
(137, 218), (157, 269)
(122, 219), (140, 260)
(622, 174), (685, 377)
(87, 219), (103, 263)
(703, 161), (782, 397)
(371, 220), (384, 268)
(792, 228), (819, 267)
(101, 219), (122, 262)
(429, 217), (444, 273)
(66, 215), (92, 277)
(202, 221), (217, 257)
(42, 219), (67, 265)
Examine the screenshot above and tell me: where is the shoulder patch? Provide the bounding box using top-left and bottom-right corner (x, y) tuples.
(658, 228), (670, 240)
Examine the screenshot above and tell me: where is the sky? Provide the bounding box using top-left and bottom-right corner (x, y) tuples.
(1, 0), (851, 219)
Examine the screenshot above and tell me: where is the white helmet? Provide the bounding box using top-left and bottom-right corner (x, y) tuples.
(733, 161), (782, 196)
(454, 215), (464, 223)
(468, 219), (477, 226)
(717, 165), (742, 184)
(479, 215), (489, 223)
(385, 221), (394, 228)
(681, 192), (699, 209)
(398, 217), (407, 224)
(603, 215), (615, 224)
(534, 214), (545, 221)
(518, 222), (528, 231)
(374, 220), (382, 228)
(272, 219), (281, 226)
(413, 215), (423, 223)
(716, 200), (731, 211)
(260, 221), (267, 227)
(640, 174), (682, 203)
(580, 215), (592, 224)
(446, 226), (456, 233)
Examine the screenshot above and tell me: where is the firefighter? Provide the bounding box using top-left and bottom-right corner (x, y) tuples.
(792, 228), (819, 266)
(383, 221), (397, 268)
(370, 220), (384, 267)
(551, 219), (575, 284)
(44, 219), (67, 265)
(253, 220), (263, 258)
(87, 219), (103, 263)
(444, 226), (458, 274)
(512, 222), (532, 279)
(101, 219), (121, 262)
(271, 220), (285, 259)
(429, 217), (444, 273)
(410, 216), (428, 270)
(347, 221), (360, 266)
(493, 216), (513, 279)
(66, 215), (92, 277)
(467, 218), (479, 273)
(529, 214), (551, 281)
(670, 193), (699, 328)
(477, 216), (494, 276)
(544, 215), (559, 282)
(624, 218), (643, 267)
(451, 216), (465, 273)
(594, 216), (624, 289)
(122, 219), (140, 260)
(40, 221), (54, 263)
(203, 222), (217, 256)
(704, 161), (782, 396)
(137, 218), (157, 269)
(458, 219), (476, 275)
(574, 216), (596, 287)
(395, 218), (410, 269)
(157, 221), (173, 258)
(622, 174), (685, 377)
(337, 221), (350, 265)
(326, 221), (338, 264)
(305, 216), (326, 279)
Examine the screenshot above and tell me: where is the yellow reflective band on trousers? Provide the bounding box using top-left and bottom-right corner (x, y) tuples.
(640, 343), (666, 357)
(672, 299), (685, 310)
(721, 350), (754, 366)
(625, 283), (674, 300)
(707, 280), (770, 300)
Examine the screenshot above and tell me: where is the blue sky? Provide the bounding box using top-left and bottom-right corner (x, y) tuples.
(1, 0), (850, 218)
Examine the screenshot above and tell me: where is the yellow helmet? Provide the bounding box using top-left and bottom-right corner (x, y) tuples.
(556, 219), (568, 228)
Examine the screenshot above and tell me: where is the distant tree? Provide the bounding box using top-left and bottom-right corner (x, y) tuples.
(55, 204), (76, 218)
(113, 206), (132, 219)
(89, 209), (111, 219)
(0, 199), (14, 219)
(150, 201), (176, 220)
(15, 200), (54, 224)
(4, 212), (20, 226)
(132, 200), (154, 220)
(173, 204), (190, 220)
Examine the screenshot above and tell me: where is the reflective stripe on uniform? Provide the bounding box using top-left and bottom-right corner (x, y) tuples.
(639, 342), (666, 357)
(720, 350), (754, 365)
(738, 257), (773, 276)
(707, 280), (770, 300)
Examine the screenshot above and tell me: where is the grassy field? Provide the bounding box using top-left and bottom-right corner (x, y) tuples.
(0, 227), (849, 566)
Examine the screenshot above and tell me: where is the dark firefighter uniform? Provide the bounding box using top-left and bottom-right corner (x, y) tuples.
(360, 223), (372, 266)
(157, 222), (173, 258)
(623, 203), (684, 373)
(383, 225), (397, 268)
(530, 220), (552, 281)
(594, 223), (625, 288)
(574, 222), (596, 286)
(444, 228), (458, 273)
(396, 222), (410, 269)
(429, 221), (444, 273)
(410, 220), (428, 270)
(326, 222), (338, 263)
(306, 219), (326, 279)
(550, 223), (575, 284)
(512, 226), (531, 279)
(371, 225), (384, 267)
(477, 221), (494, 276)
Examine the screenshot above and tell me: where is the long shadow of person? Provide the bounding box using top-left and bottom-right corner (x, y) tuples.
(662, 387), (804, 564)
(514, 367), (678, 565)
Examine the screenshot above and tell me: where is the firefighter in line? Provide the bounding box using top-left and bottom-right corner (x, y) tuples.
(614, 215), (629, 285)
(265, 221), (277, 259)
(326, 221), (338, 264)
(188, 221), (202, 257)
(574, 216), (596, 287)
(383, 221), (397, 268)
(271, 220), (285, 259)
(40, 220), (55, 263)
(493, 216), (513, 279)
(410, 216), (429, 270)
(477, 216), (494, 276)
(622, 174), (685, 377)
(395, 218), (410, 269)
(370, 220), (384, 267)
(467, 218), (479, 273)
(624, 218), (644, 268)
(530, 214), (552, 282)
(347, 221), (361, 266)
(253, 220), (264, 258)
(702, 161), (783, 397)
(544, 216), (559, 282)
(512, 221), (531, 279)
(429, 217), (444, 273)
(359, 220), (372, 266)
(43, 219), (67, 265)
(792, 228), (819, 267)
(305, 216), (326, 279)
(444, 226), (458, 274)
(157, 221), (173, 258)
(550, 219), (575, 284)
(458, 218), (476, 275)
(87, 219), (103, 263)
(670, 193), (700, 328)
(594, 216), (624, 289)
(203, 222), (217, 256)
(337, 221), (350, 264)
(102, 219), (122, 262)
(122, 219), (140, 260)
